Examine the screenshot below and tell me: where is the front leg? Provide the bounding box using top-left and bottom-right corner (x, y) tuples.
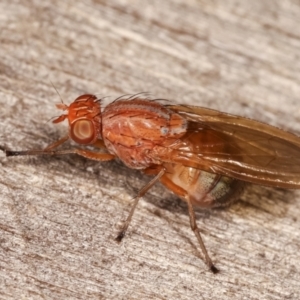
(0, 145), (115, 162)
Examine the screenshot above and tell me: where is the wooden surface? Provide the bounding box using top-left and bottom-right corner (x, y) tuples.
(1, 0), (300, 299)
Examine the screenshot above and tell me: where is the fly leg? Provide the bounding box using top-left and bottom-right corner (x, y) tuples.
(1, 133), (111, 160)
(0, 143), (115, 162)
(0, 135), (69, 155)
(43, 135), (69, 150)
(115, 167), (166, 241)
(159, 174), (219, 274)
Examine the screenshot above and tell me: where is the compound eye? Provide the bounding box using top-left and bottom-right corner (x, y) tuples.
(70, 119), (96, 144)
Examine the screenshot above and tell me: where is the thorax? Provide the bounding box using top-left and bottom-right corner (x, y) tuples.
(101, 99), (187, 169)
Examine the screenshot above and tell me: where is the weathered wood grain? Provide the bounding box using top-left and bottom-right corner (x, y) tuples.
(1, 0), (300, 299)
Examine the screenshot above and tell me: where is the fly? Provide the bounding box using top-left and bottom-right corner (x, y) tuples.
(2, 94), (300, 273)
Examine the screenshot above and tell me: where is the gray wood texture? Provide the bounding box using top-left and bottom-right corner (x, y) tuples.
(1, 0), (300, 299)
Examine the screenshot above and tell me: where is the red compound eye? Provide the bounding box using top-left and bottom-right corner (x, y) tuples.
(70, 119), (96, 144)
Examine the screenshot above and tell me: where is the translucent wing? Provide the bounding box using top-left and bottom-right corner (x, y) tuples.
(155, 105), (300, 188)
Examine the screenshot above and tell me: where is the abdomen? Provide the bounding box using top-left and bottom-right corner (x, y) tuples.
(162, 163), (244, 208)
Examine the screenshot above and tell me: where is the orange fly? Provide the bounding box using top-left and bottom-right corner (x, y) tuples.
(2, 94), (300, 273)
